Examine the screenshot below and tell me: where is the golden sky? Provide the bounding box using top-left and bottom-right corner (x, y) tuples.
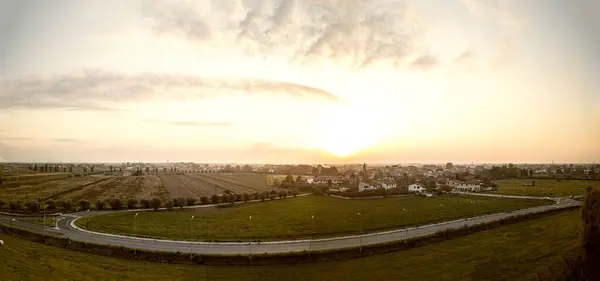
(0, 0), (599, 163)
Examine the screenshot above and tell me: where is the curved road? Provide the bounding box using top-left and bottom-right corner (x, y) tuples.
(0, 195), (581, 255)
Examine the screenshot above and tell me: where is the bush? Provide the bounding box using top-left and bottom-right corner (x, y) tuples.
(109, 199), (123, 210)
(127, 198), (138, 209)
(46, 200), (57, 210)
(61, 200), (73, 212)
(252, 192), (261, 200)
(165, 201), (174, 211)
(79, 200), (90, 211)
(95, 200), (105, 210)
(269, 190), (277, 196)
(200, 196), (208, 205)
(229, 194), (237, 203)
(269, 194), (277, 200)
(0, 200), (5, 210)
(235, 194), (242, 202)
(186, 197), (196, 206)
(27, 201), (40, 213)
(211, 195), (219, 204)
(140, 199), (150, 209)
(176, 197), (186, 209)
(151, 198), (162, 211)
(292, 189), (299, 197)
(242, 193), (250, 202)
(220, 195), (229, 203)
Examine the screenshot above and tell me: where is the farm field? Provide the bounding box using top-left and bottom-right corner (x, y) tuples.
(58, 176), (165, 202)
(1, 210), (580, 281)
(80, 195), (552, 241)
(489, 179), (600, 197)
(0, 176), (107, 202)
(1, 173), (69, 186)
(158, 173), (284, 198)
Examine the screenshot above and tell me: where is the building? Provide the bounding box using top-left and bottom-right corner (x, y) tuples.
(358, 182), (378, 192)
(313, 176), (343, 185)
(408, 183), (426, 193)
(453, 181), (481, 192)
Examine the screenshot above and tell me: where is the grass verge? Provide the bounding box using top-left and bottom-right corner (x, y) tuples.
(78, 195), (551, 241)
(490, 179), (600, 197)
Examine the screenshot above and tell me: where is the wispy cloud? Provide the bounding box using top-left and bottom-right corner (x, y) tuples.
(0, 69), (340, 110)
(144, 119), (235, 127)
(411, 54), (438, 70)
(53, 138), (79, 143)
(142, 0), (427, 69)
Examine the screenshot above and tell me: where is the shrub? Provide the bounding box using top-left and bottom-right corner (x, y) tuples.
(95, 200), (105, 210)
(109, 199), (123, 210)
(278, 191), (287, 199)
(229, 194), (237, 203)
(0, 200), (5, 210)
(165, 200), (174, 211)
(269, 194), (277, 200)
(151, 198), (162, 211)
(211, 195), (219, 204)
(242, 193), (250, 202)
(27, 201), (40, 213)
(139, 199), (150, 209)
(269, 190), (277, 196)
(235, 194), (242, 202)
(252, 192), (261, 200)
(79, 200), (90, 211)
(292, 189), (299, 197)
(200, 196), (208, 205)
(127, 198), (138, 209)
(186, 197), (196, 206)
(176, 197), (186, 209)
(46, 200), (57, 210)
(220, 195), (229, 203)
(61, 200), (73, 212)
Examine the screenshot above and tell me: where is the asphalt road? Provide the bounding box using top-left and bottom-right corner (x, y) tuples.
(0, 196), (581, 255)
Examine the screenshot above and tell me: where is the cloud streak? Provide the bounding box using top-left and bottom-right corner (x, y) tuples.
(143, 0), (424, 69)
(0, 69), (340, 110)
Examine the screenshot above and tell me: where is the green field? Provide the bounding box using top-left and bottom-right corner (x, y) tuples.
(490, 179), (600, 197)
(0, 210), (581, 281)
(79, 195), (551, 241)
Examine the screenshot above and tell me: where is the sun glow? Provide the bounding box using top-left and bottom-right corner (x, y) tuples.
(316, 102), (385, 158)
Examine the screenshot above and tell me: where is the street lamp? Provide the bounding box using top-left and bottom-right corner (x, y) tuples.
(133, 213), (139, 256)
(357, 212), (363, 253)
(43, 204), (49, 238)
(402, 208), (408, 240)
(84, 209), (89, 228)
(309, 215), (315, 258)
(10, 218), (15, 228)
(249, 215), (252, 260)
(190, 215), (194, 260)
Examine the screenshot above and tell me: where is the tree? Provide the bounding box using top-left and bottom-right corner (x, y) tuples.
(186, 197), (197, 206)
(27, 201), (40, 213)
(176, 197), (186, 209)
(151, 198), (162, 211)
(242, 193), (250, 202)
(165, 200), (174, 211)
(200, 196), (208, 205)
(284, 174), (295, 183)
(278, 190), (287, 199)
(327, 178), (333, 187)
(0, 200), (5, 210)
(272, 178), (281, 188)
(581, 186), (600, 277)
(127, 198), (138, 209)
(95, 200), (105, 210)
(110, 199), (123, 210)
(61, 200), (73, 212)
(79, 200), (90, 211)
(140, 199), (150, 209)
(211, 194), (219, 204)
(229, 194), (237, 203)
(9, 201), (22, 212)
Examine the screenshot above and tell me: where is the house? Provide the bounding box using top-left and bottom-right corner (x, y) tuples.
(408, 183), (426, 193)
(358, 182), (378, 192)
(454, 181), (481, 192)
(313, 176), (343, 185)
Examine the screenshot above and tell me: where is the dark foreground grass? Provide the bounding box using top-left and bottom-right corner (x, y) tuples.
(80, 195), (551, 241)
(0, 210), (581, 281)
(490, 179), (600, 197)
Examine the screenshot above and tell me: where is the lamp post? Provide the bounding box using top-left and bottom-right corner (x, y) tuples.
(10, 218), (15, 229)
(43, 204), (49, 237)
(309, 215), (315, 258)
(134, 212), (139, 256)
(357, 212), (363, 253)
(84, 209), (89, 228)
(190, 215), (194, 260)
(249, 215), (252, 260)
(402, 208), (408, 240)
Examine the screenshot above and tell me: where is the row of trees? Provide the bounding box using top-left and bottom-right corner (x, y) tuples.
(0, 190), (300, 213)
(29, 164), (74, 173)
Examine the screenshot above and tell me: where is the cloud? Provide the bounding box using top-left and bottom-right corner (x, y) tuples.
(411, 54), (437, 70)
(53, 138), (79, 143)
(0, 69), (340, 110)
(143, 0), (426, 69)
(144, 119), (235, 127)
(455, 49), (475, 63)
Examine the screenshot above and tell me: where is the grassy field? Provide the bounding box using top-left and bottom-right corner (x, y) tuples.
(159, 173), (285, 198)
(80, 195), (551, 241)
(490, 179), (600, 197)
(0, 175), (107, 202)
(0, 173), (69, 187)
(1, 210), (581, 281)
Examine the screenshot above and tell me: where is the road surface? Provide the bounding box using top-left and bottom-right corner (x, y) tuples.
(0, 196), (581, 255)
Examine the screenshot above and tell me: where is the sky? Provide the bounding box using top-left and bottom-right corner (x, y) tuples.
(0, 0), (599, 164)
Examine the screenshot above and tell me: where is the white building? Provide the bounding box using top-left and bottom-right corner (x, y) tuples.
(358, 182), (378, 192)
(408, 183), (426, 193)
(454, 182), (482, 192)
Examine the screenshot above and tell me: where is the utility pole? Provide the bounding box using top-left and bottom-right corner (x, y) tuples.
(309, 215), (315, 258)
(134, 213), (139, 256)
(249, 215), (252, 261)
(358, 212), (363, 254)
